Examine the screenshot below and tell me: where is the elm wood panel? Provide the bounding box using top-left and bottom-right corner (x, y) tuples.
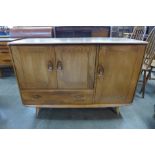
(21, 90), (93, 105)
(10, 46), (57, 89)
(55, 45), (96, 89)
(126, 45), (146, 102)
(9, 42), (146, 109)
(95, 45), (145, 104)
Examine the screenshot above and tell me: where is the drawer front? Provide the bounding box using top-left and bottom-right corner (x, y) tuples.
(21, 90), (93, 105)
(0, 42), (8, 46)
(0, 49), (12, 65)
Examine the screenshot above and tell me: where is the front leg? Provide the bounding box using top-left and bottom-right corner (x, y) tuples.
(111, 107), (120, 115)
(36, 107), (40, 118)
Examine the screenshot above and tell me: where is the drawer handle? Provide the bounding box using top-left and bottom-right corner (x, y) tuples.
(97, 65), (104, 76)
(48, 61), (53, 71)
(33, 95), (41, 99)
(57, 60), (63, 70)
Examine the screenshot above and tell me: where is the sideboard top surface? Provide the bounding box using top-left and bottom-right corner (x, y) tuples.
(8, 37), (147, 45)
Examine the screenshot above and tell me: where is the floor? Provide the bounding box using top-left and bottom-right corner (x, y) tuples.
(0, 74), (155, 129)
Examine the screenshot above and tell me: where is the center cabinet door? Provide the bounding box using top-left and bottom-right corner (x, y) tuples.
(11, 46), (57, 89)
(54, 45), (96, 89)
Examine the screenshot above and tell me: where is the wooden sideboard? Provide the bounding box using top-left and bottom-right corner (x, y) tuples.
(10, 26), (53, 38)
(8, 38), (147, 116)
(0, 38), (19, 77)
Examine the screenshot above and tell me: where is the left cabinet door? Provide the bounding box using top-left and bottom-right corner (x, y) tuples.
(10, 46), (57, 89)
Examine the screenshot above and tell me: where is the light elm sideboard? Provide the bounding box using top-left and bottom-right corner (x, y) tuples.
(0, 38), (19, 77)
(8, 38), (147, 116)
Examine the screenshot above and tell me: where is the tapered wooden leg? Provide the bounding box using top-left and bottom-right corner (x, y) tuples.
(36, 107), (40, 118)
(112, 107), (120, 115)
(115, 107), (120, 115)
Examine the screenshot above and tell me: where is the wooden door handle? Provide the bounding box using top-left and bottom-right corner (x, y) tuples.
(57, 60), (63, 70)
(48, 61), (53, 71)
(97, 65), (104, 76)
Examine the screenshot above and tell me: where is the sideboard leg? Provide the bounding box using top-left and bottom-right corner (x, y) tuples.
(114, 107), (120, 115)
(111, 107), (120, 115)
(36, 107), (40, 118)
(116, 107), (120, 115)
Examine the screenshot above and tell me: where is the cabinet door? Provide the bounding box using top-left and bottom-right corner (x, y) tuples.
(95, 45), (145, 104)
(11, 46), (57, 89)
(55, 45), (96, 89)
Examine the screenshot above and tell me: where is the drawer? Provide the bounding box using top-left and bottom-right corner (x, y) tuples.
(0, 44), (8, 48)
(0, 50), (12, 65)
(21, 90), (94, 105)
(0, 49), (9, 53)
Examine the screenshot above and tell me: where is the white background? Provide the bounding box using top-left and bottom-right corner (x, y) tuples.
(0, 130), (155, 155)
(0, 0), (155, 26)
(0, 0), (155, 155)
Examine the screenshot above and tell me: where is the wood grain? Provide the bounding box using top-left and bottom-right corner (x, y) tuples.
(55, 45), (96, 89)
(95, 45), (145, 104)
(10, 46), (57, 89)
(21, 89), (93, 105)
(9, 42), (146, 109)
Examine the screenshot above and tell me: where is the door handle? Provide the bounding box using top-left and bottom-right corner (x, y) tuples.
(48, 61), (53, 71)
(97, 64), (104, 77)
(57, 60), (63, 70)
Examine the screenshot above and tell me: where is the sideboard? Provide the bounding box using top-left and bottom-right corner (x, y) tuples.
(0, 38), (19, 77)
(8, 38), (147, 116)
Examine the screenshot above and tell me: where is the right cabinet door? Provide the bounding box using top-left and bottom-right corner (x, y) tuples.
(95, 45), (145, 105)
